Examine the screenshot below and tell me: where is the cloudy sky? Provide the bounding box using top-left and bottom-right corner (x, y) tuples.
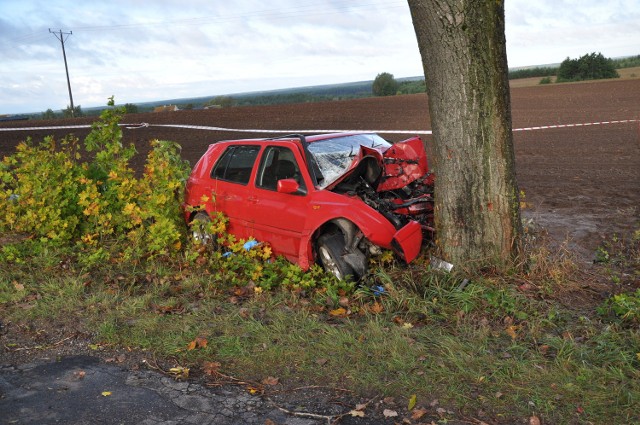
(1, 0), (638, 115)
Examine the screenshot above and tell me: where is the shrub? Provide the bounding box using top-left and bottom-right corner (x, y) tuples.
(539, 76), (553, 84)
(599, 289), (640, 324)
(0, 97), (190, 259)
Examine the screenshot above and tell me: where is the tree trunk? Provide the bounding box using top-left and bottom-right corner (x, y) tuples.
(407, 0), (522, 269)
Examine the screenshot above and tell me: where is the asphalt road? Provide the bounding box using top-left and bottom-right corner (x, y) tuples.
(0, 355), (330, 425)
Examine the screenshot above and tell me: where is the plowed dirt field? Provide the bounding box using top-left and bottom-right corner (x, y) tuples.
(2, 78), (639, 262)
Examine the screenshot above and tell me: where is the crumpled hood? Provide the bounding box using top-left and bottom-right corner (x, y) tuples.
(325, 136), (430, 192)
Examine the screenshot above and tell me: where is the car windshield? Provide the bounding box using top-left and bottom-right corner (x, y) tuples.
(308, 134), (391, 189)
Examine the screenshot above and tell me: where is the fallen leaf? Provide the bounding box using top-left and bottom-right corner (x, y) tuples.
(402, 322), (414, 329)
(187, 336), (208, 351)
(408, 394), (417, 410)
(355, 403), (368, 410)
(315, 358), (328, 366)
(202, 361), (221, 375)
(329, 307), (347, 317)
(529, 416), (541, 425)
(101, 391), (112, 397)
(169, 366), (190, 379)
(505, 325), (518, 340)
(383, 409), (398, 418)
(261, 376), (279, 386)
(13, 281), (25, 291)
(370, 301), (383, 314)
(73, 370), (86, 380)
(411, 408), (427, 420)
(247, 386), (260, 395)
(349, 409), (365, 417)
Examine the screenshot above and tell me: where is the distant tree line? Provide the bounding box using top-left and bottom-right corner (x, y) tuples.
(508, 53), (640, 82)
(372, 73), (426, 96)
(557, 52), (619, 82)
(28, 53), (639, 119)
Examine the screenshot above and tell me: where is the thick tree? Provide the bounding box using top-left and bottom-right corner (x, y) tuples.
(407, 0), (522, 269)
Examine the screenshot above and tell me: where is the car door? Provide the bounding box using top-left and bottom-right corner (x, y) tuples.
(209, 145), (261, 240)
(249, 145), (309, 262)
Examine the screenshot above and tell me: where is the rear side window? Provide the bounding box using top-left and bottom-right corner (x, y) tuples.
(211, 145), (260, 185)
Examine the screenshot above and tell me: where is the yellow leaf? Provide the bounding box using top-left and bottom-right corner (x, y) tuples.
(329, 307), (347, 317)
(408, 394), (417, 411)
(506, 325), (518, 340)
(349, 410), (365, 417)
(101, 391), (112, 397)
(187, 340), (197, 351)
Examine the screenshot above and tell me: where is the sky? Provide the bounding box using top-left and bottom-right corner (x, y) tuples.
(1, 0), (639, 115)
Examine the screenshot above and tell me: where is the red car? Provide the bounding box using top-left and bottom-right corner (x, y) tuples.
(183, 133), (434, 280)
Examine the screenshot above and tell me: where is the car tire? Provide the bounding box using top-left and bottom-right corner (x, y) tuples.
(317, 232), (355, 281)
(190, 212), (215, 246)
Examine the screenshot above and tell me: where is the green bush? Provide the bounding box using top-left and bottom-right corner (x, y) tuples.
(539, 76), (553, 84)
(599, 289), (640, 324)
(0, 97), (190, 259)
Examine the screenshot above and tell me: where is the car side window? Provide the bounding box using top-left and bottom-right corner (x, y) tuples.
(256, 146), (306, 191)
(211, 145), (260, 185)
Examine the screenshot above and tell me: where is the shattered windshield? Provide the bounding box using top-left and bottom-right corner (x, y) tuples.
(308, 134), (391, 189)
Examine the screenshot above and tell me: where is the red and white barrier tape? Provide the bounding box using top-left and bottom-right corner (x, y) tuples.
(1, 119), (638, 135)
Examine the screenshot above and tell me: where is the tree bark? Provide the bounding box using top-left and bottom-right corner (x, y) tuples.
(407, 0), (522, 269)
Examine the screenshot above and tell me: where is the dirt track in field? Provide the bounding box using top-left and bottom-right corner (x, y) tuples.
(2, 78), (639, 262)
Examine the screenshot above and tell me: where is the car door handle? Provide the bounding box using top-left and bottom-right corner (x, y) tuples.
(247, 196), (258, 204)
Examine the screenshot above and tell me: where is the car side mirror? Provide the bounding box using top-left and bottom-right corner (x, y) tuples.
(277, 178), (306, 195)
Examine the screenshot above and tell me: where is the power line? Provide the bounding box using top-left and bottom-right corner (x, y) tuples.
(49, 29), (75, 117)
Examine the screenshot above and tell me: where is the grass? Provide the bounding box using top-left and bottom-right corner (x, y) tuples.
(1, 234), (639, 424)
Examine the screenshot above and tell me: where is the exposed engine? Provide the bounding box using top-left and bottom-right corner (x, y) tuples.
(332, 164), (435, 238)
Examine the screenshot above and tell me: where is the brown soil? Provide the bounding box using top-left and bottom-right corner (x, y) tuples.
(2, 78), (639, 262)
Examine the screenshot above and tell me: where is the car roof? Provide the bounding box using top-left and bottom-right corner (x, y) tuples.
(216, 132), (373, 145)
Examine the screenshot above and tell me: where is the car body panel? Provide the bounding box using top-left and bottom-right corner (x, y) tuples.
(183, 133), (435, 275)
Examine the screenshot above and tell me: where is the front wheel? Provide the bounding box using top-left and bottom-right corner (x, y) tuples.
(317, 232), (355, 281)
(190, 212), (215, 246)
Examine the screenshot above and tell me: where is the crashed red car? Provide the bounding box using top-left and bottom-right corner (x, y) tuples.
(183, 132), (434, 280)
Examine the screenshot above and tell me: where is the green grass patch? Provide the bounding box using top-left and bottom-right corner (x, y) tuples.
(2, 239), (638, 424)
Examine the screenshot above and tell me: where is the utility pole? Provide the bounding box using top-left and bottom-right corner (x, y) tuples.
(49, 29), (75, 117)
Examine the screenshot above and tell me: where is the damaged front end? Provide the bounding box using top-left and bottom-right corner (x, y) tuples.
(309, 134), (435, 262)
